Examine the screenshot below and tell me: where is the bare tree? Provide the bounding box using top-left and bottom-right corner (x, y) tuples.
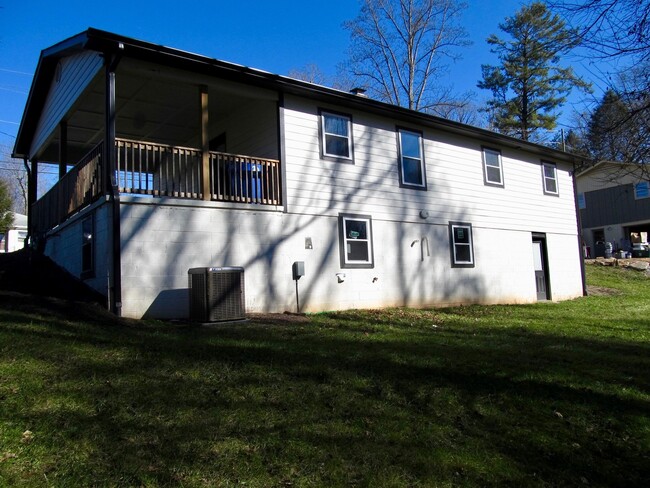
(0, 144), (28, 214)
(287, 64), (329, 85)
(552, 0), (650, 180)
(342, 0), (471, 117)
(553, 0), (650, 60)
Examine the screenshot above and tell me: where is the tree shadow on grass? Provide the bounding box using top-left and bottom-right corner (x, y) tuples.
(1, 293), (649, 487)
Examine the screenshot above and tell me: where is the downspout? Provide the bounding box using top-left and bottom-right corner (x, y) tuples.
(572, 162), (588, 297)
(277, 92), (287, 213)
(105, 51), (122, 315)
(23, 157), (32, 243)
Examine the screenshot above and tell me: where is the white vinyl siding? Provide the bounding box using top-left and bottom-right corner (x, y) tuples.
(30, 51), (104, 158)
(282, 95), (578, 236)
(212, 99), (278, 159)
(482, 147), (504, 186)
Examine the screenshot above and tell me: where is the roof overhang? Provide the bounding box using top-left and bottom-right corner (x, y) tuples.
(14, 27), (584, 165)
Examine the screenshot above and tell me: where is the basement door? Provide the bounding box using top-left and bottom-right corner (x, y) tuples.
(532, 236), (550, 301)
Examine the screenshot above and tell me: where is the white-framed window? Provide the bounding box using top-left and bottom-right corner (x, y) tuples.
(542, 161), (559, 196)
(634, 181), (649, 200)
(577, 192), (586, 209)
(482, 147), (504, 186)
(397, 128), (426, 189)
(338, 213), (374, 268)
(449, 222), (474, 268)
(320, 110), (353, 161)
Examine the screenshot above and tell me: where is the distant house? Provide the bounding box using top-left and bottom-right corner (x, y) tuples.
(0, 213), (28, 253)
(576, 161), (650, 256)
(12, 29), (586, 319)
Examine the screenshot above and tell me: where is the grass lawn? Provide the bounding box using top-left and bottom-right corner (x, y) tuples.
(0, 265), (648, 487)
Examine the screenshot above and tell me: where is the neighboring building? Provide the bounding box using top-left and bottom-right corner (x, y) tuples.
(576, 161), (650, 256)
(12, 29), (586, 319)
(0, 213), (28, 253)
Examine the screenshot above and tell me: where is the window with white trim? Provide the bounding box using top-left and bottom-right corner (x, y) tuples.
(338, 214), (374, 268)
(577, 192), (586, 209)
(398, 128), (426, 189)
(320, 110), (353, 161)
(482, 147), (504, 186)
(449, 222), (474, 267)
(542, 162), (559, 195)
(634, 181), (649, 199)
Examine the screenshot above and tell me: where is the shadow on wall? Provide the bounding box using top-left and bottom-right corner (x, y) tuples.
(121, 108), (493, 318)
(144, 288), (188, 319)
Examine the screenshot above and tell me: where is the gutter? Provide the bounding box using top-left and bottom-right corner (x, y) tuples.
(14, 27), (581, 166)
(81, 28), (576, 164)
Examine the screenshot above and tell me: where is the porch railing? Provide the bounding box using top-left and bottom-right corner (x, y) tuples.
(32, 142), (103, 236)
(209, 152), (281, 205)
(31, 138), (281, 236)
(116, 139), (202, 199)
(115, 138), (281, 205)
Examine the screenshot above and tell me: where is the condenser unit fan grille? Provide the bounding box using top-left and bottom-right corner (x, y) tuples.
(188, 267), (245, 322)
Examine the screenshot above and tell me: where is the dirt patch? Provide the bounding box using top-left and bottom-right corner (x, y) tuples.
(586, 285), (622, 296)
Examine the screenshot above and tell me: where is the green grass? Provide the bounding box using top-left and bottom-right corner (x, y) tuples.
(1, 265), (649, 487)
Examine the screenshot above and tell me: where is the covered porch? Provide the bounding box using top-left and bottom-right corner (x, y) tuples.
(28, 54), (283, 238)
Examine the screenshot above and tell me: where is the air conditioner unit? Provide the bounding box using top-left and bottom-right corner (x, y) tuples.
(188, 267), (245, 322)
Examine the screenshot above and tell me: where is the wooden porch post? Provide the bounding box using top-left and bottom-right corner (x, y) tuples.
(58, 121), (67, 179)
(200, 85), (210, 201)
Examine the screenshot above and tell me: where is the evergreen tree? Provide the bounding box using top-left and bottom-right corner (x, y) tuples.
(478, 2), (590, 141)
(0, 178), (14, 234)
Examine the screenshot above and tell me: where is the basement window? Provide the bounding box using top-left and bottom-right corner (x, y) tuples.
(449, 222), (475, 268)
(338, 213), (374, 268)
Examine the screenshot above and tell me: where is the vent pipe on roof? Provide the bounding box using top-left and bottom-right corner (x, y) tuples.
(350, 87), (367, 97)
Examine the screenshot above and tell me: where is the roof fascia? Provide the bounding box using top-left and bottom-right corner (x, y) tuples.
(14, 27), (583, 165)
(575, 160), (633, 178)
(81, 29), (583, 164)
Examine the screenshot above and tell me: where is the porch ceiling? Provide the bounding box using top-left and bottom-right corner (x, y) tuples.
(42, 57), (278, 164)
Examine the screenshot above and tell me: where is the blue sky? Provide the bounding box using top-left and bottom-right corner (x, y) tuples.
(0, 0), (603, 151)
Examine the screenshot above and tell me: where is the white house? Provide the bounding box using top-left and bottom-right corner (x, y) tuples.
(0, 213), (28, 253)
(12, 29), (586, 319)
